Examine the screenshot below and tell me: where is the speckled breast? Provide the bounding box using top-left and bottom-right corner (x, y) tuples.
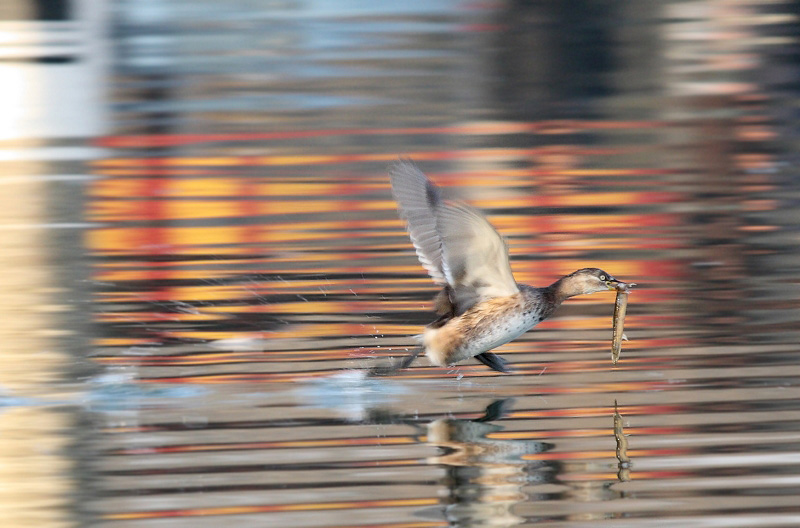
(427, 286), (544, 364)
(452, 302), (544, 363)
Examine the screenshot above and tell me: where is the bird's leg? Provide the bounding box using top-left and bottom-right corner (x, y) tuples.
(366, 346), (422, 377)
(475, 352), (513, 373)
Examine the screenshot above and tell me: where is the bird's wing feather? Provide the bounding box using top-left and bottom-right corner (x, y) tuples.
(390, 160), (519, 313)
(435, 201), (519, 313)
(389, 160), (447, 284)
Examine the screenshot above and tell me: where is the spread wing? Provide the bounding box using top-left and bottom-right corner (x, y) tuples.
(389, 160), (447, 284)
(435, 201), (519, 312)
(389, 159), (519, 314)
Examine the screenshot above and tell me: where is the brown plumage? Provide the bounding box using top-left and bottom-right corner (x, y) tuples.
(385, 159), (626, 374)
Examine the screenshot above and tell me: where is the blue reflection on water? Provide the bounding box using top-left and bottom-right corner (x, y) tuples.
(0, 375), (207, 413)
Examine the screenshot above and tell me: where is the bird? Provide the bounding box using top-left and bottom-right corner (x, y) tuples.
(378, 159), (625, 375)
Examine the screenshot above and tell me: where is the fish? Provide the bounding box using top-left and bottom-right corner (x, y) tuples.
(611, 282), (635, 364)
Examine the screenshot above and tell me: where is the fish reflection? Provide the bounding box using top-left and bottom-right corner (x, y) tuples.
(303, 376), (634, 525)
(426, 399), (633, 525)
(425, 399), (554, 527)
(614, 400), (631, 483)
(551, 401), (632, 523)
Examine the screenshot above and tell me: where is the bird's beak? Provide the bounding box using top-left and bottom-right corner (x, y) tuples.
(607, 279), (634, 292)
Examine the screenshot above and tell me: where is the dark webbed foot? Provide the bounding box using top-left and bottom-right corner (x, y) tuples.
(475, 352), (513, 373)
(474, 398), (516, 422)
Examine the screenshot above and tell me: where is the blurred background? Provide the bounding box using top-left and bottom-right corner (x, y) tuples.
(1, 0), (800, 526)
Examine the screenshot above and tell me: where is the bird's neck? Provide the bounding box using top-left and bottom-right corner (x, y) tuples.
(520, 283), (561, 320)
(546, 274), (586, 304)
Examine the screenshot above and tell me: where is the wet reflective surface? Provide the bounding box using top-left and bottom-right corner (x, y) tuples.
(2, 1), (800, 526)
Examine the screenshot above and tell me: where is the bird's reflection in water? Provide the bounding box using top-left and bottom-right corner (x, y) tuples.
(300, 377), (631, 525)
(425, 399), (554, 527)
(426, 399), (633, 525)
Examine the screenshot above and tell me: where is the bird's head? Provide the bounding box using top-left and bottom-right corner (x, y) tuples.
(555, 268), (626, 299)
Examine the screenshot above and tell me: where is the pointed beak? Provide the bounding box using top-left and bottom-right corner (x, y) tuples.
(607, 278), (634, 292)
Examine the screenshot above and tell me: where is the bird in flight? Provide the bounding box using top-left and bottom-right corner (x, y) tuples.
(380, 159), (625, 374)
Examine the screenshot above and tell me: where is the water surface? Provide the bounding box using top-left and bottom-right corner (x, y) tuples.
(2, 1), (800, 527)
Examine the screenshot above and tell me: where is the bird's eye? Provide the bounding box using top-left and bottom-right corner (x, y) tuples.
(600, 275), (606, 281)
